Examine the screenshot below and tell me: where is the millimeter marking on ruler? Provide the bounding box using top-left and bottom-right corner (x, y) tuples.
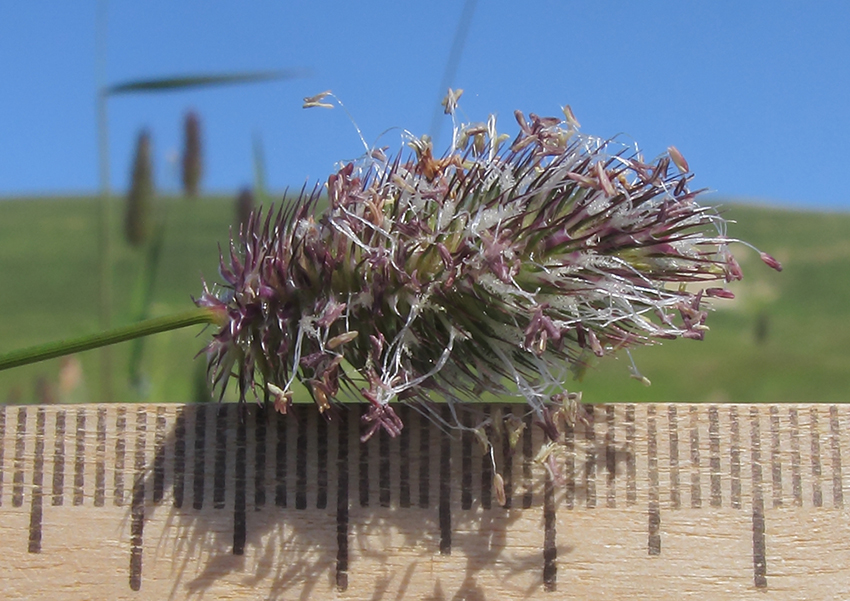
(0, 402), (849, 599)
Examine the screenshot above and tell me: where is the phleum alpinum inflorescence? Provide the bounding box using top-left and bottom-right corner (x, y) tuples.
(195, 90), (782, 444)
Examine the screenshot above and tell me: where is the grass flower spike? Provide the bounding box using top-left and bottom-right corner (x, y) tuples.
(196, 93), (782, 441)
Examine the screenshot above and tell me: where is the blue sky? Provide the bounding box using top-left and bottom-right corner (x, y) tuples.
(1, 1), (849, 209)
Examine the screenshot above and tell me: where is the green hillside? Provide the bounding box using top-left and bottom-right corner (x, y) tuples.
(580, 203), (847, 403)
(0, 196), (844, 405)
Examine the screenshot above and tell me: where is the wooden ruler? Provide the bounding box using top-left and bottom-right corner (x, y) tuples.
(0, 402), (849, 600)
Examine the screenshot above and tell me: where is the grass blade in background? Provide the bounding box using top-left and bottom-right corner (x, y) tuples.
(106, 70), (305, 96)
(127, 216), (166, 397)
(252, 131), (269, 206)
(428, 0), (477, 146)
(95, 0), (113, 401)
(192, 358), (213, 404)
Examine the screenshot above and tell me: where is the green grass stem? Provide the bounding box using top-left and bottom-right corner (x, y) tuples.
(0, 307), (216, 372)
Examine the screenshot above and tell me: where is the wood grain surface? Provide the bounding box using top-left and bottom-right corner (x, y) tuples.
(0, 402), (848, 600)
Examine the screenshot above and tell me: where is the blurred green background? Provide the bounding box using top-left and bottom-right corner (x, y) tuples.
(3, 3), (848, 408)
(0, 196), (839, 405)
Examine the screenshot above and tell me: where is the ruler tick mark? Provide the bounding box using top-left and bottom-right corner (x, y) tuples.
(830, 406), (843, 508)
(418, 408), (430, 508)
(647, 405), (661, 555)
(810, 407), (823, 508)
(52, 410), (66, 506)
(689, 405), (701, 509)
(543, 468), (557, 591)
(730, 406), (741, 510)
(789, 408), (802, 507)
(27, 407), (45, 553)
(668, 405), (680, 510)
(439, 404), (452, 555)
(626, 405), (636, 506)
(73, 409), (85, 506)
(501, 407), (513, 509)
(770, 406), (782, 509)
(378, 425), (390, 509)
(193, 405), (208, 510)
(564, 413), (575, 510)
(585, 405), (597, 509)
(14, 407), (27, 507)
(94, 408), (106, 507)
(253, 404), (267, 509)
(233, 409), (247, 555)
(173, 407), (186, 509)
(399, 405), (411, 508)
(214, 404), (229, 510)
(114, 407), (126, 507)
(522, 411), (533, 509)
(336, 411), (350, 591)
(461, 413), (472, 510)
(750, 406), (768, 589)
(359, 404), (369, 508)
(318, 414), (329, 510)
(153, 407), (166, 505)
(709, 405), (721, 507)
(296, 406), (308, 510)
(274, 408), (287, 508)
(605, 405), (616, 509)
(128, 408), (147, 592)
(481, 405), (493, 510)
(0, 405), (6, 505)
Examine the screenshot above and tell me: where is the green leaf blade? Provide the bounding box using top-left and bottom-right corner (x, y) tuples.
(106, 69), (307, 95)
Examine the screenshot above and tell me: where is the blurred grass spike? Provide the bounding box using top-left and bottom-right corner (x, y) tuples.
(182, 111), (203, 198)
(125, 129), (154, 247)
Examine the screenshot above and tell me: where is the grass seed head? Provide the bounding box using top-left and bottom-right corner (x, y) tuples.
(182, 111), (203, 198)
(125, 129), (154, 247)
(197, 101), (780, 440)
